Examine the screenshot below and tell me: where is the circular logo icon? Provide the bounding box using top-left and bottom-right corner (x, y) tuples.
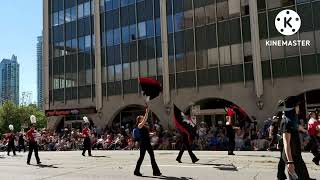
(275, 9), (301, 36)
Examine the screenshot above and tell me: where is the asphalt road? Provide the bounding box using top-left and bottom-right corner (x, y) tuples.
(0, 150), (319, 180)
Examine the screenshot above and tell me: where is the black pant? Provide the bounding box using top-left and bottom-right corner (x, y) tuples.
(135, 142), (160, 174)
(310, 136), (320, 163)
(277, 150), (287, 180)
(282, 151), (310, 180)
(176, 137), (197, 162)
(27, 142), (40, 164)
(82, 137), (92, 156)
(18, 143), (26, 152)
(7, 141), (16, 156)
(228, 136), (235, 154)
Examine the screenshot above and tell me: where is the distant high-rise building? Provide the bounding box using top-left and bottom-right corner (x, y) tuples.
(37, 35), (43, 110)
(0, 55), (19, 105)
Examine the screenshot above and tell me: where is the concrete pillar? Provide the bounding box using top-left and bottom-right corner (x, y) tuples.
(249, 0), (264, 98)
(159, 0), (171, 106)
(43, 0), (50, 111)
(94, 0), (103, 112)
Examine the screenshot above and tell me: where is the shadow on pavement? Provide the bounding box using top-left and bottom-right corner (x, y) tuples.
(184, 162), (238, 171)
(32, 164), (59, 168)
(235, 154), (276, 158)
(141, 175), (193, 180)
(89, 155), (109, 158)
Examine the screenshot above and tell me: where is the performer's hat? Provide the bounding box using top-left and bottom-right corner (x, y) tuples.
(9, 124), (14, 131)
(83, 116), (89, 124)
(30, 115), (37, 124)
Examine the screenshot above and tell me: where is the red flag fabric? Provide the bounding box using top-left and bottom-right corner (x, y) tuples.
(138, 77), (162, 100)
(173, 105), (197, 143)
(226, 108), (235, 117)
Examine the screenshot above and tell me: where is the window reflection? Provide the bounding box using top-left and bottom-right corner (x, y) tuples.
(138, 22), (146, 38)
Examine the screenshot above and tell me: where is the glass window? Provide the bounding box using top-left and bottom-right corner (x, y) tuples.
(219, 46), (231, 65)
(65, 8), (71, 23)
(316, 30), (320, 53)
(241, 0), (250, 15)
(155, 18), (161, 36)
(131, 61), (139, 78)
(115, 64), (122, 81)
(79, 37), (85, 51)
(231, 44), (242, 65)
(59, 10), (64, 25)
(284, 34), (299, 57)
(108, 65), (115, 82)
(148, 59), (157, 76)
(53, 12), (59, 26)
(114, 28), (121, 44)
(270, 37), (284, 59)
(176, 53), (186, 72)
(197, 50), (208, 69)
(140, 60), (148, 77)
(122, 26), (130, 43)
(300, 32), (315, 55)
(100, 0), (105, 12)
(217, 0), (228, 21)
(167, 15), (174, 33)
(146, 20), (155, 37)
(107, 30), (114, 46)
(184, 10), (193, 29)
(105, 0), (112, 11)
(138, 22), (146, 38)
(102, 67), (107, 83)
(123, 63), (130, 80)
(85, 35), (91, 50)
(121, 0), (128, 7)
(185, 52), (194, 70)
(244, 42), (252, 61)
(195, 7), (206, 27)
(78, 4), (84, 18)
(91, 0), (94, 15)
(72, 38), (78, 49)
(86, 69), (92, 84)
(113, 0), (120, 9)
(267, 0), (294, 10)
(157, 58), (163, 74)
(129, 24), (137, 41)
(208, 48), (219, 67)
(84, 2), (91, 17)
(174, 12), (184, 31)
(205, 4), (216, 24)
(260, 40), (270, 60)
(71, 6), (77, 21)
(229, 0), (241, 18)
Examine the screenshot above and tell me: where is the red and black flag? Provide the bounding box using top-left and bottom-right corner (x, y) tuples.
(138, 77), (162, 101)
(173, 105), (197, 143)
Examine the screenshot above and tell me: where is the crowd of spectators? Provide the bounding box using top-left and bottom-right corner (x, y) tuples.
(0, 115), (314, 152)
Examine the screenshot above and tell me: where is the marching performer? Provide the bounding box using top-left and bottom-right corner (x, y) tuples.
(6, 124), (16, 156)
(279, 96), (315, 180)
(26, 115), (41, 165)
(82, 116), (92, 156)
(176, 131), (199, 163)
(225, 108), (239, 155)
(134, 106), (161, 177)
(307, 112), (320, 165)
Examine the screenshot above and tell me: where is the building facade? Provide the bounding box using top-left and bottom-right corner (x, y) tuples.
(43, 0), (320, 129)
(37, 35), (44, 110)
(0, 55), (20, 105)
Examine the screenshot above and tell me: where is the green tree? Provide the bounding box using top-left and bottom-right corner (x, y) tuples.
(0, 101), (47, 134)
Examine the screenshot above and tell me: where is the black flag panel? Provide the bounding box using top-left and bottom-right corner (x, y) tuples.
(138, 77), (162, 100)
(173, 105), (197, 143)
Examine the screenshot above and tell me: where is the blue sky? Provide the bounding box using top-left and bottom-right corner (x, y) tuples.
(0, 0), (42, 103)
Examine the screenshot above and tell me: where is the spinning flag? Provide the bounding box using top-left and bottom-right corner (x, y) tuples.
(173, 105), (197, 143)
(138, 77), (162, 100)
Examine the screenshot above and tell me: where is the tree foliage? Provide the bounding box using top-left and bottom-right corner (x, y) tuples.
(0, 101), (46, 134)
